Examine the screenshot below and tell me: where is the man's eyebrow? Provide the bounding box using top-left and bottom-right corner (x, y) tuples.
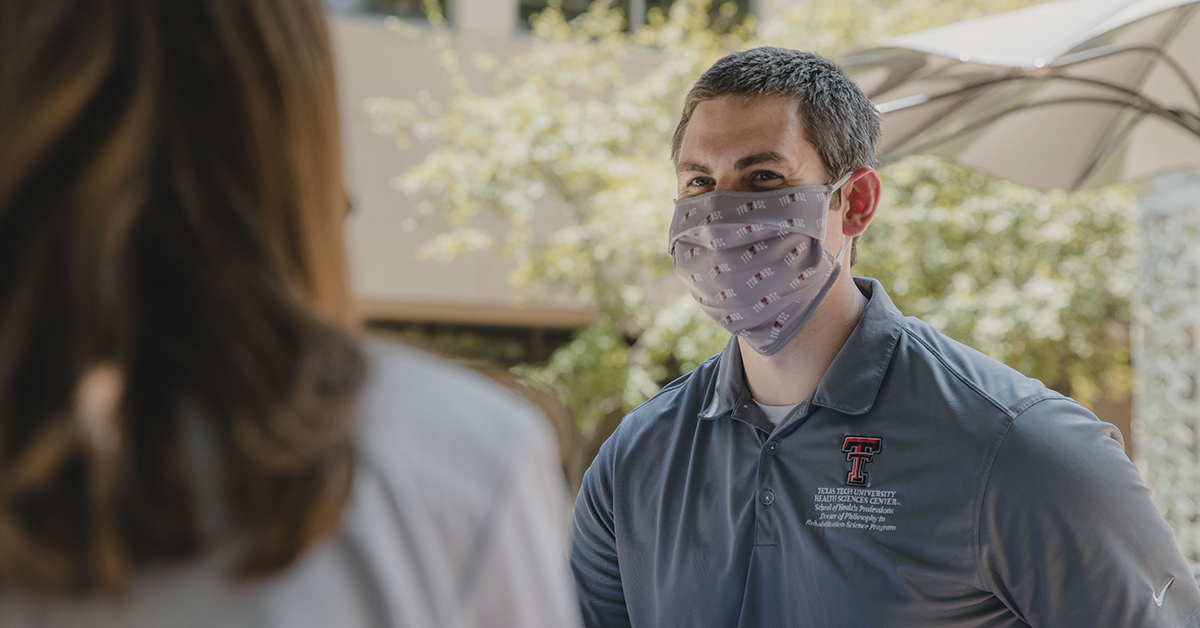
(676, 161), (711, 175)
(734, 151), (787, 171)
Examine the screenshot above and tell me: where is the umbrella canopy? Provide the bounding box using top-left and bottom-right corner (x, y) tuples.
(839, 0), (1200, 191)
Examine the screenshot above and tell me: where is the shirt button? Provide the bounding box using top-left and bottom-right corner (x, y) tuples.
(766, 441), (779, 455)
(760, 490), (775, 506)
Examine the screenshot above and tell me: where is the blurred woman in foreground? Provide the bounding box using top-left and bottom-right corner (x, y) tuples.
(0, 1), (581, 626)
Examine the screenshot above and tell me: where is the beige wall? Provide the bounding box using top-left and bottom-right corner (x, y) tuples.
(451, 0), (518, 37)
(331, 12), (594, 326)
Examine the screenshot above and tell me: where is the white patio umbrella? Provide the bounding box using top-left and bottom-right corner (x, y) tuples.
(838, 0), (1200, 191)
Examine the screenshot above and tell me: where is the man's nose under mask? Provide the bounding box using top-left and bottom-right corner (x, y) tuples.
(668, 171), (852, 356)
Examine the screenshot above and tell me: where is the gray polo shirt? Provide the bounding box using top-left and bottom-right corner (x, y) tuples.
(568, 278), (1200, 627)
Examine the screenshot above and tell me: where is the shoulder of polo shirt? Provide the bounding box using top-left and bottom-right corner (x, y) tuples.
(896, 315), (1062, 420)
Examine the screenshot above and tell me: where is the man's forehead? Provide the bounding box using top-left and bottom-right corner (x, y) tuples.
(688, 93), (800, 127)
(676, 95), (809, 168)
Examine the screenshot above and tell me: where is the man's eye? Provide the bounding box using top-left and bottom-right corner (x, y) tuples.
(689, 176), (714, 187)
(751, 171), (781, 182)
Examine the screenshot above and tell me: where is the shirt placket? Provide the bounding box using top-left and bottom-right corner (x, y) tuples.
(729, 392), (783, 547)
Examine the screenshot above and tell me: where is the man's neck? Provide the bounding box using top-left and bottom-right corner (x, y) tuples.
(739, 275), (868, 406)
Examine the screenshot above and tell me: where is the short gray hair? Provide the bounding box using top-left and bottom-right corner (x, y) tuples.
(671, 47), (881, 181)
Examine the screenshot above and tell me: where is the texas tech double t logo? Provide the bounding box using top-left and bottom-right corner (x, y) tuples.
(842, 436), (883, 486)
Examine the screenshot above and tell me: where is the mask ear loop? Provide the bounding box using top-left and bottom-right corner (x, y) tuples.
(828, 170), (856, 267)
(833, 233), (852, 265)
(830, 170), (854, 191)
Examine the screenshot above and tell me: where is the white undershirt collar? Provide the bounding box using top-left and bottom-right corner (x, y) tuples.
(752, 399), (802, 426)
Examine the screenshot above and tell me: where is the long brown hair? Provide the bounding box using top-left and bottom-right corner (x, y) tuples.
(0, 0), (365, 595)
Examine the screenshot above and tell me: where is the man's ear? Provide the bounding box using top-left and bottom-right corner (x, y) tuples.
(839, 167), (880, 237)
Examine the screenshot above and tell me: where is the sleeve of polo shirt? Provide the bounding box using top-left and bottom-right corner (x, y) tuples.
(978, 397), (1200, 627)
(567, 428), (633, 628)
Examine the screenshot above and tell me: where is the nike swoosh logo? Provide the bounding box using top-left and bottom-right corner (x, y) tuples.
(1153, 576), (1175, 607)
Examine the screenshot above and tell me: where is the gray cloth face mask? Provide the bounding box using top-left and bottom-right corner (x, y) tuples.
(669, 171), (853, 356)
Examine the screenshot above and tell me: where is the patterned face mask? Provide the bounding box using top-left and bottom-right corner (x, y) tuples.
(669, 171), (853, 356)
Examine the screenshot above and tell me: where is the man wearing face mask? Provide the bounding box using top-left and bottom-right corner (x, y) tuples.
(567, 47), (1200, 627)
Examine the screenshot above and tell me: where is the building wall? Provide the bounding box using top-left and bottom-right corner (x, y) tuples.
(332, 10), (598, 328)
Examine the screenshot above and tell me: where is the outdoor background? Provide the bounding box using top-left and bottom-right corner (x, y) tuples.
(330, 0), (1138, 494)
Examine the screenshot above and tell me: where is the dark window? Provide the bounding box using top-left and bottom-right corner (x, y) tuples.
(519, 0), (751, 32)
(326, 0), (449, 21)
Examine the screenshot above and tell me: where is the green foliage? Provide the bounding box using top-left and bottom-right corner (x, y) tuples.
(369, 0), (1137, 439)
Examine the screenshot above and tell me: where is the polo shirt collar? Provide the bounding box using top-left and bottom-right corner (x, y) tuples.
(698, 277), (904, 420)
(698, 335), (747, 419)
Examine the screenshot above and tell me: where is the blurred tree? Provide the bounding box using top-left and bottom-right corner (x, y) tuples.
(368, 0), (1137, 490)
